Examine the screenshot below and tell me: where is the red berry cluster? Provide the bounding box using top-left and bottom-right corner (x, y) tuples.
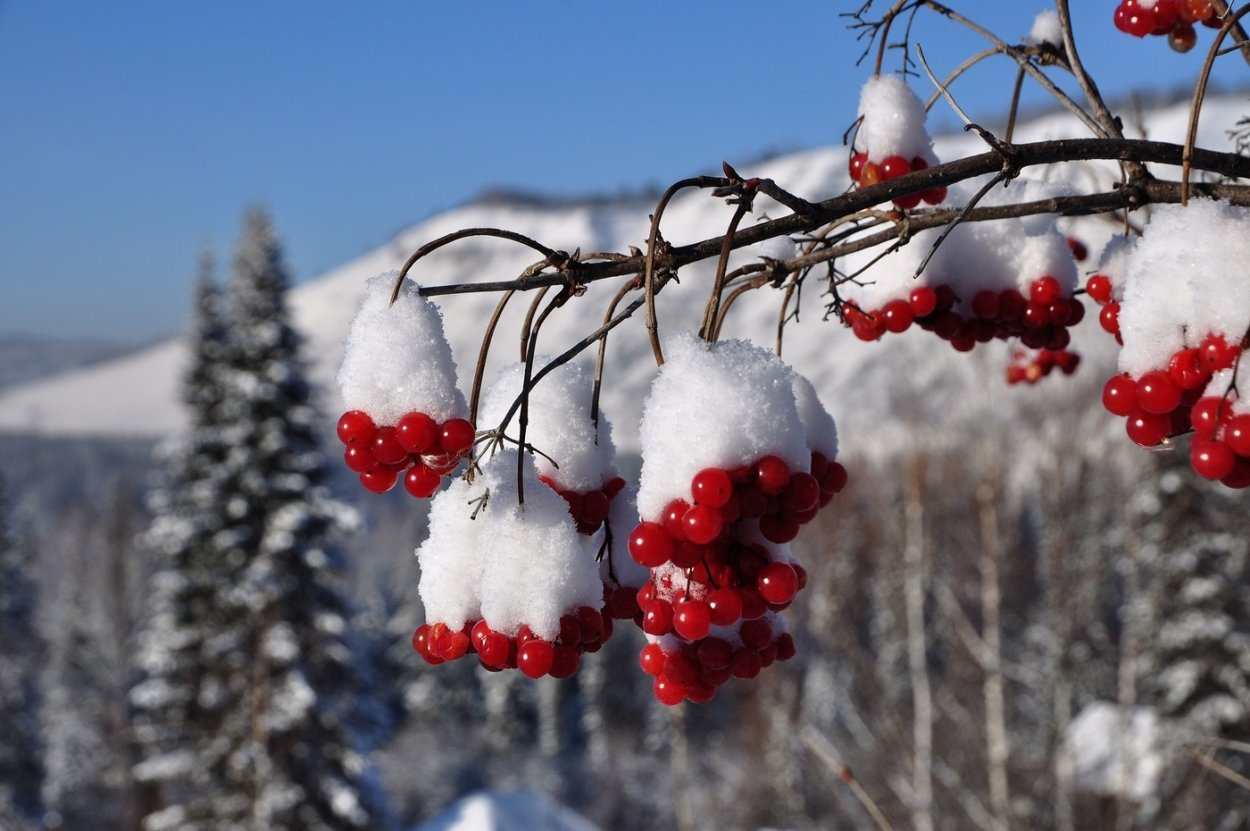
(626, 451), (846, 705)
(1113, 0), (1218, 52)
(336, 409), (475, 497)
(539, 474), (627, 536)
(844, 276), (1084, 355)
(848, 152), (947, 209)
(1101, 332), (1243, 454)
(412, 604), (614, 679)
(1006, 347), (1081, 385)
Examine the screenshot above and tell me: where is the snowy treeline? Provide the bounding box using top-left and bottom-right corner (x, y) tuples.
(2, 217), (1249, 830)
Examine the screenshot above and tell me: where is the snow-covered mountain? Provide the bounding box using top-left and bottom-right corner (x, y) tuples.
(2, 96), (1247, 458)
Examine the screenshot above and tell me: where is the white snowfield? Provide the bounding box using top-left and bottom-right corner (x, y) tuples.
(2, 96), (1247, 456)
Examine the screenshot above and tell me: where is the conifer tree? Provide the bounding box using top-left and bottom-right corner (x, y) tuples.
(0, 478), (45, 830)
(1136, 449), (1250, 829)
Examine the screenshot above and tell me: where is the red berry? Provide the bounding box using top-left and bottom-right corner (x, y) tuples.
(690, 468), (733, 508)
(696, 638), (734, 671)
(1067, 237), (1089, 262)
(1152, 0), (1179, 33)
(879, 155), (910, 180)
(1086, 275), (1113, 304)
(1099, 303), (1121, 335)
(998, 289), (1026, 321)
(661, 499), (691, 540)
(672, 600), (712, 641)
(1225, 413), (1250, 456)
(395, 411), (438, 454)
(1125, 7), (1156, 36)
(740, 618), (773, 650)
(859, 161), (882, 187)
(628, 522), (674, 567)
(849, 152), (868, 182)
(1169, 22), (1197, 51)
(1200, 334), (1238, 372)
(438, 629), (470, 661)
(1136, 371), (1182, 415)
(1191, 396), (1228, 440)
(642, 600), (674, 636)
(754, 455), (791, 495)
(439, 418), (475, 456)
(922, 185), (947, 205)
(1126, 410), (1171, 447)
(782, 473), (821, 516)
(640, 642), (667, 676)
(518, 640), (555, 678)
(550, 646), (581, 679)
(730, 649), (762, 680)
(1031, 276), (1062, 305)
(881, 298), (914, 333)
(759, 514), (799, 544)
(336, 410), (376, 445)
(1221, 458), (1250, 489)
(757, 563), (799, 605)
(662, 651), (699, 686)
(653, 676), (687, 706)
(360, 466), (398, 494)
(971, 290), (1000, 320)
(909, 286), (938, 317)
(1192, 439), (1235, 480)
(821, 461), (849, 495)
(1023, 302), (1051, 329)
(403, 463), (442, 499)
(344, 442), (378, 473)
(682, 505), (723, 546)
(893, 192), (922, 211)
(581, 490), (610, 526)
(707, 588), (743, 626)
(371, 427), (408, 466)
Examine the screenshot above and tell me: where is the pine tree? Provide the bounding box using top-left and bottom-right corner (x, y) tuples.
(132, 216), (394, 830)
(1136, 449), (1250, 829)
(131, 253), (234, 823)
(0, 477), (45, 830)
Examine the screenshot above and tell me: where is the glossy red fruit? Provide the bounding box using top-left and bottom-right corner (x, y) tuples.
(629, 522), (674, 567)
(881, 298), (914, 332)
(403, 464), (442, 499)
(1224, 413), (1250, 456)
(757, 563), (799, 605)
(922, 185), (947, 205)
(1126, 410), (1171, 447)
(1031, 276), (1062, 305)
(642, 600), (674, 636)
(1100, 303), (1121, 335)
(550, 646), (581, 679)
(662, 651), (699, 686)
(1023, 302), (1051, 329)
(754, 455), (791, 495)
(653, 676), (687, 706)
(344, 443), (378, 474)
(439, 629), (470, 661)
(439, 418), (475, 456)
(893, 192), (922, 211)
(849, 152), (868, 182)
(1221, 458), (1250, 489)
(581, 490), (610, 526)
(1153, 0), (1179, 33)
(371, 427), (408, 466)
(337, 410), (376, 445)
(1136, 371), (1182, 415)
(1169, 21), (1197, 51)
(729, 649), (762, 680)
(909, 286), (938, 317)
(640, 642), (667, 676)
(518, 640), (555, 678)
(822, 461), (849, 494)
(1199, 334), (1238, 372)
(880, 155), (911, 180)
(696, 638), (734, 671)
(1191, 396), (1227, 440)
(1192, 439), (1235, 480)
(1085, 274), (1112, 304)
(672, 600), (712, 641)
(998, 289), (1026, 321)
(971, 290), (1000, 320)
(360, 466), (398, 494)
(1167, 348), (1206, 390)
(1067, 237), (1088, 262)
(859, 161), (883, 186)
(690, 468), (733, 508)
(395, 411), (438, 454)
(1124, 7), (1156, 36)
(707, 587), (743, 626)
(759, 514), (799, 544)
(681, 505), (722, 546)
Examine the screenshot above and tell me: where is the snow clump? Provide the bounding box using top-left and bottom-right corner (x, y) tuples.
(855, 74), (936, 164)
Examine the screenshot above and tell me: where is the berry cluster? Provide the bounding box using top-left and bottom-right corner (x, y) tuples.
(337, 409), (475, 496)
(848, 153), (947, 209)
(627, 451), (846, 705)
(1113, 0), (1219, 52)
(1101, 333), (1245, 459)
(540, 474), (627, 536)
(1006, 347), (1081, 385)
(413, 603), (614, 679)
(843, 275), (1085, 355)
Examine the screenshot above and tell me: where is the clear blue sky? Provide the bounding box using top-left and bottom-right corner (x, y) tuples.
(1, 1), (1244, 343)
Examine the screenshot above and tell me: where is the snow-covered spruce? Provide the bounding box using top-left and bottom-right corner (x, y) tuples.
(1096, 200), (1250, 486)
(336, 271), (474, 497)
(479, 359), (626, 535)
(836, 180), (1083, 378)
(414, 449), (610, 679)
(627, 332), (845, 705)
(850, 74), (946, 209)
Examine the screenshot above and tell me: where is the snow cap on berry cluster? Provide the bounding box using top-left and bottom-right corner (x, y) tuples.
(474, 449), (604, 640)
(479, 359), (617, 493)
(855, 74), (936, 164)
(416, 474), (488, 632)
(1095, 234), (1135, 302)
(1118, 200), (1250, 378)
(601, 483), (649, 590)
(338, 271), (468, 425)
(790, 373), (838, 460)
(636, 332), (810, 519)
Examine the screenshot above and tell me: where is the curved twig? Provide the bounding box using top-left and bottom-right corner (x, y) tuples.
(1182, 4), (1250, 205)
(700, 199), (752, 341)
(592, 276), (640, 433)
(469, 290), (514, 428)
(389, 228), (559, 305)
(518, 285), (551, 363)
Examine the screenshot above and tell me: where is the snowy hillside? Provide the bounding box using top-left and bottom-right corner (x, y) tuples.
(2, 95), (1248, 458)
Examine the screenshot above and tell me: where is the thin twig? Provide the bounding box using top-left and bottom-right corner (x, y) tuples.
(469, 290), (514, 428)
(911, 172), (1006, 281)
(390, 228), (559, 305)
(802, 728), (897, 831)
(518, 286), (551, 363)
(1191, 748), (1250, 792)
(1183, 4), (1250, 205)
(592, 276), (640, 433)
(700, 199), (751, 341)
